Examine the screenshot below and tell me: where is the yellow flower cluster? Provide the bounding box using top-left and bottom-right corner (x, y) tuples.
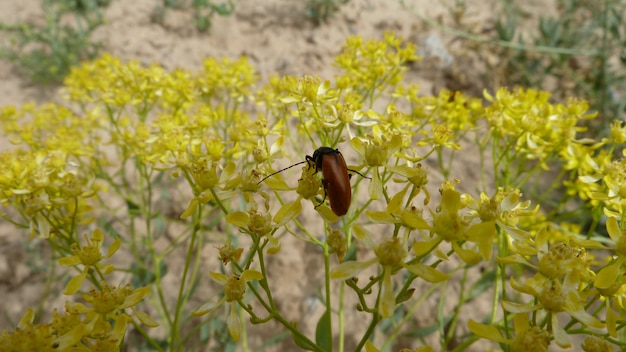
(2, 31), (626, 350)
(0, 227), (156, 350)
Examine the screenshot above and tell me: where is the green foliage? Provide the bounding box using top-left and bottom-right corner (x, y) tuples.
(0, 0), (108, 84)
(405, 0), (625, 131)
(493, 0), (626, 127)
(305, 0), (349, 25)
(154, 0), (235, 32)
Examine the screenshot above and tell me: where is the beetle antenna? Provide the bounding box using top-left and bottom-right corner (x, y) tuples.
(258, 161), (309, 184)
(347, 168), (371, 180)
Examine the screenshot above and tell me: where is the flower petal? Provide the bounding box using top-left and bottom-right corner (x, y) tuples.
(364, 340), (380, 352)
(366, 210), (397, 224)
(64, 269), (88, 295)
(513, 313), (529, 336)
(403, 263), (450, 283)
(452, 242), (481, 265)
(317, 205), (338, 223)
(606, 301), (617, 337)
(368, 169), (383, 201)
(107, 237), (121, 258)
(330, 258), (377, 280)
(180, 198), (199, 219)
(606, 217), (622, 244)
(497, 255), (534, 267)
(552, 313), (571, 348)
(55, 318), (92, 350)
(387, 187), (408, 213)
(226, 211), (250, 227)
(595, 261), (621, 289)
(499, 223), (531, 242)
(58, 255), (82, 267)
(132, 308), (160, 327)
(18, 308), (35, 328)
(467, 221), (496, 261)
(354, 225), (376, 249)
(266, 235), (281, 254)
(241, 270), (263, 282)
(274, 200), (302, 227)
(401, 211), (430, 230)
(412, 238), (440, 256)
(378, 266), (395, 318)
(192, 298), (224, 316)
(210, 272), (228, 285)
(501, 300), (537, 313)
(121, 286), (150, 308)
(227, 303), (242, 342)
(568, 308), (604, 330)
(468, 320), (510, 344)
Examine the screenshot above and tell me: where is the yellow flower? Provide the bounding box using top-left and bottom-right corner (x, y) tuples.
(0, 307), (94, 352)
(193, 270), (263, 342)
(503, 273), (604, 348)
(351, 132), (403, 201)
(581, 336), (616, 352)
(334, 32), (418, 100)
(69, 282), (157, 328)
(608, 120), (626, 144)
(463, 188), (538, 257)
(428, 187), (497, 263)
(593, 217), (626, 337)
(58, 229), (120, 295)
(327, 229), (347, 262)
(227, 197), (285, 253)
(469, 313), (552, 352)
(1, 284), (155, 351)
(484, 88), (595, 170)
(217, 243), (243, 265)
(331, 225), (449, 318)
(416, 123), (461, 150)
(366, 184), (430, 231)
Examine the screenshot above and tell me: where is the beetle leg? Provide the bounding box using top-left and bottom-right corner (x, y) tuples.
(314, 180), (328, 208)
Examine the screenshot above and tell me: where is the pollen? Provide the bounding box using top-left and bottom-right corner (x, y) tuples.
(327, 230), (347, 262)
(247, 209), (272, 237)
(581, 336), (614, 352)
(217, 243), (243, 265)
(73, 235), (103, 266)
(296, 164), (321, 199)
(539, 280), (565, 313)
(375, 237), (407, 266)
(511, 326), (551, 352)
(364, 141), (386, 167)
(478, 197), (498, 222)
(90, 283), (133, 315)
(407, 164), (428, 189)
(224, 276), (246, 302)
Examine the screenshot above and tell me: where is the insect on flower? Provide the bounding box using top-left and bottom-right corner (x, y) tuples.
(259, 147), (369, 216)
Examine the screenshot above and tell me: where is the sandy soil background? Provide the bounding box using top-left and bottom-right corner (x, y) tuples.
(0, 0), (547, 351)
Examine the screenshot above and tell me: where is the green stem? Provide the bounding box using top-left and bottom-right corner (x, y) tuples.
(170, 203), (202, 350)
(323, 235), (333, 352)
(354, 313), (382, 351)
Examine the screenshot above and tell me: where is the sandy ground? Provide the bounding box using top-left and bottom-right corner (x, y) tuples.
(0, 1), (510, 351)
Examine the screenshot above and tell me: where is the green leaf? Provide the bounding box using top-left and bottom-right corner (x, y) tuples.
(343, 242), (357, 261)
(292, 331), (317, 351)
(315, 309), (331, 351)
(126, 199), (140, 214)
(396, 288), (415, 304)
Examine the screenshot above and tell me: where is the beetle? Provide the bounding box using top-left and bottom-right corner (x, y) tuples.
(258, 147), (369, 216)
